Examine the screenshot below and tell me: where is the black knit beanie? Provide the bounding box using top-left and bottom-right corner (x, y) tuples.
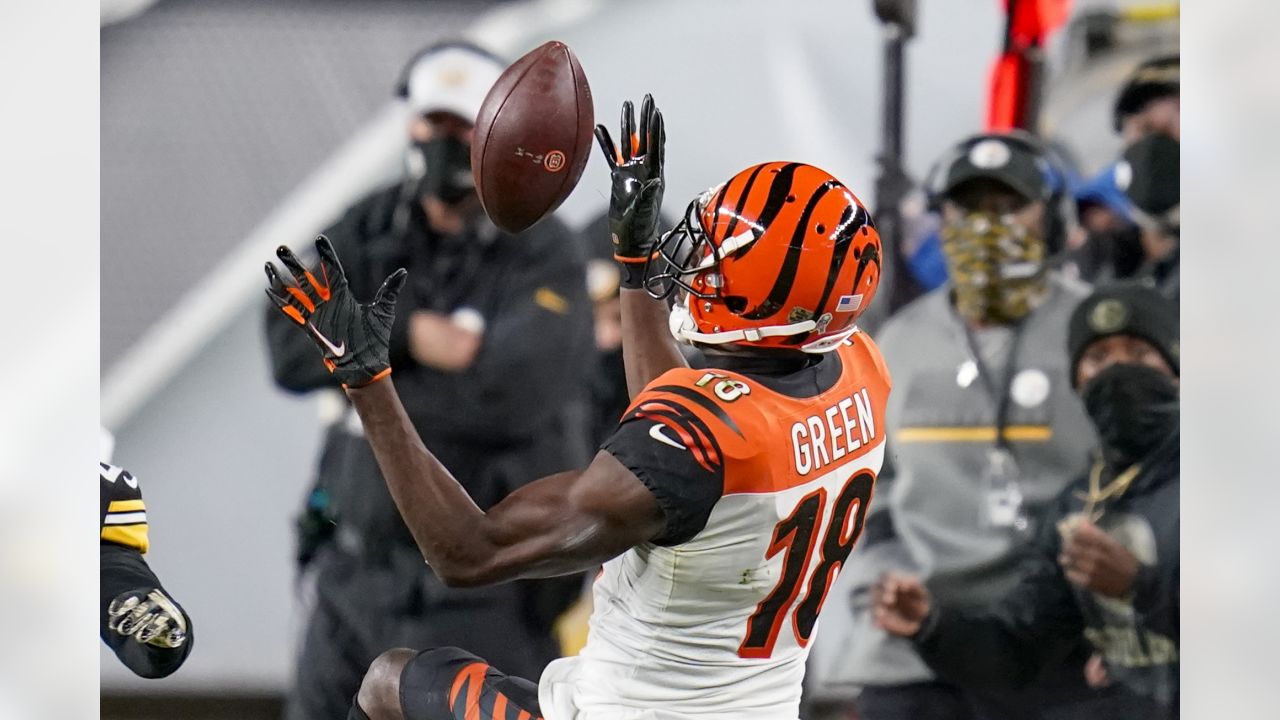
(1068, 282), (1179, 386)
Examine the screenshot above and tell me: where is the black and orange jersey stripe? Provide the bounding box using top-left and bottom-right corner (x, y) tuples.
(603, 333), (891, 553)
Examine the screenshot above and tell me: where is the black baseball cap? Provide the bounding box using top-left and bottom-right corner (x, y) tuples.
(1068, 282), (1179, 386)
(1113, 55), (1179, 132)
(939, 134), (1052, 204)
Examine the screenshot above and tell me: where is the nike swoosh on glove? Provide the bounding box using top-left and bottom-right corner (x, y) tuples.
(265, 235), (408, 388)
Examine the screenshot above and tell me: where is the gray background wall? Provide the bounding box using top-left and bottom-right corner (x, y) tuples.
(102, 0), (496, 367)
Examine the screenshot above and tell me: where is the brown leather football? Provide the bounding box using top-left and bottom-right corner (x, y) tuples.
(471, 41), (594, 234)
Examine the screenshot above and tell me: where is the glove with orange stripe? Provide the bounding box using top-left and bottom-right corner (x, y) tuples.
(265, 236), (408, 389)
(594, 93), (665, 289)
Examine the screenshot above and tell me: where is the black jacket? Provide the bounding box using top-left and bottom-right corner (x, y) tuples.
(264, 183), (594, 547)
(913, 432), (1180, 718)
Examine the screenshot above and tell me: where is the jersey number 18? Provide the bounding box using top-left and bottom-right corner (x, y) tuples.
(738, 468), (875, 659)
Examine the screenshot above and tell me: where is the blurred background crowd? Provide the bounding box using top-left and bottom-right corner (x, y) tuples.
(99, 0), (1180, 718)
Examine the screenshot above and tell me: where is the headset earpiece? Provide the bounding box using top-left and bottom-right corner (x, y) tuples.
(922, 142), (969, 214)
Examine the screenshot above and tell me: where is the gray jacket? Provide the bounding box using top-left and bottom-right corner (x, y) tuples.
(809, 274), (1096, 693)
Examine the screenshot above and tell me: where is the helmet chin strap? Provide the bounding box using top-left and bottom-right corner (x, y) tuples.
(799, 325), (859, 353)
(668, 297), (849, 353)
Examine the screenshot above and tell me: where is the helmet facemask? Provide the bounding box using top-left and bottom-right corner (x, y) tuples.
(642, 191), (743, 301)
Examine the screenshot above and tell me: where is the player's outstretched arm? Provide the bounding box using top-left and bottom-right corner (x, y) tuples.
(595, 94), (688, 398)
(619, 287), (687, 398)
(347, 378), (665, 585)
(100, 544), (193, 678)
(265, 236), (666, 586)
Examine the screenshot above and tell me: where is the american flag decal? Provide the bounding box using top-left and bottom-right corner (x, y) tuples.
(836, 294), (863, 313)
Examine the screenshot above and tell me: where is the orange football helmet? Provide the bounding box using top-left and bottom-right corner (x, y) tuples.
(646, 162), (881, 353)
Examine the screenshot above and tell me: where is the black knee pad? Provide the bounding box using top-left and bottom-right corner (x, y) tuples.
(399, 647), (540, 720)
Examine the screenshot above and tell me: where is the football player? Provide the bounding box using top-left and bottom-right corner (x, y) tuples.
(265, 95), (891, 720)
(100, 462), (193, 678)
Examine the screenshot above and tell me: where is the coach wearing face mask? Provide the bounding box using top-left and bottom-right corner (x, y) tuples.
(873, 283), (1179, 720)
(809, 133), (1107, 720)
(263, 41), (593, 720)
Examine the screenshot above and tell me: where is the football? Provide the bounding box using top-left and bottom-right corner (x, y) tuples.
(471, 41), (594, 234)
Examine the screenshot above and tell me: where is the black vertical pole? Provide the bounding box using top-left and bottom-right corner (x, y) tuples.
(872, 0), (919, 316)
(1019, 39), (1046, 134)
(883, 21), (905, 169)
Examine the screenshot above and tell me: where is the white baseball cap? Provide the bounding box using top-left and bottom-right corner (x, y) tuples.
(397, 42), (506, 123)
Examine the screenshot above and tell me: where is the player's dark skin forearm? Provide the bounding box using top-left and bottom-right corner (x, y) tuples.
(346, 377), (665, 587)
(620, 288), (688, 399)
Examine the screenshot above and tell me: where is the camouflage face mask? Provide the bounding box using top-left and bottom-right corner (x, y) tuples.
(941, 211), (1047, 324)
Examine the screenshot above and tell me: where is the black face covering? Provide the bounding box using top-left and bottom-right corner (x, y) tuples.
(414, 136), (475, 205)
(1081, 363), (1179, 469)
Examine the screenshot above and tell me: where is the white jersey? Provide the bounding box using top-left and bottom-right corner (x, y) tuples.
(541, 338), (892, 719)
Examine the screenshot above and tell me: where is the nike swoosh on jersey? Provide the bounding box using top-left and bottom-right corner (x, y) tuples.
(649, 423), (686, 450)
(101, 463), (137, 488)
(306, 322), (346, 357)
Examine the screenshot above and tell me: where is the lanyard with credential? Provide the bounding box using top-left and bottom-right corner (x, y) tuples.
(962, 319), (1029, 452)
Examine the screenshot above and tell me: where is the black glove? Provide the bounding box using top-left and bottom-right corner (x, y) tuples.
(594, 93), (666, 289)
(107, 588), (189, 649)
(265, 236), (408, 389)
